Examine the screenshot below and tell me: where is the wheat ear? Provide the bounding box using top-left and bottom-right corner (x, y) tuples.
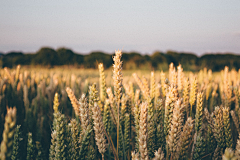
(92, 102), (107, 159)
(0, 107), (17, 160)
(66, 87), (79, 116)
(139, 102), (148, 160)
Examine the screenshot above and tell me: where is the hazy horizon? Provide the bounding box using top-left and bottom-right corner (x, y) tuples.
(1, 0), (240, 56)
(1, 46), (240, 57)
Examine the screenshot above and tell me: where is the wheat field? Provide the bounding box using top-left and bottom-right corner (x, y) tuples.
(1, 50), (240, 160)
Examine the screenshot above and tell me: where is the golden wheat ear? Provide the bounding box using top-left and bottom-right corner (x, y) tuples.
(113, 49), (123, 157)
(91, 102), (106, 159)
(0, 107), (17, 160)
(139, 102), (148, 160)
(98, 63), (107, 102)
(153, 147), (165, 160)
(167, 99), (184, 159)
(189, 76), (197, 117)
(222, 148), (236, 160)
(66, 87), (79, 116)
(131, 151), (140, 160)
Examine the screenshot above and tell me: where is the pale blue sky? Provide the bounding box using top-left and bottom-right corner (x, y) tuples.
(0, 0), (240, 55)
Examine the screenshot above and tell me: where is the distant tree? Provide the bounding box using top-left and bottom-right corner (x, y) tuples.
(2, 52), (24, 68)
(56, 48), (75, 65)
(73, 54), (84, 66)
(150, 51), (167, 69)
(133, 54), (146, 67)
(122, 52), (142, 62)
(1, 47), (240, 71)
(0, 58), (2, 68)
(56, 48), (84, 65)
(178, 53), (198, 71)
(199, 53), (240, 71)
(84, 52), (112, 68)
(166, 50), (179, 66)
(33, 47), (59, 66)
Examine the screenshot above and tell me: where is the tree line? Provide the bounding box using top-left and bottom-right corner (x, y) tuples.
(1, 47), (240, 71)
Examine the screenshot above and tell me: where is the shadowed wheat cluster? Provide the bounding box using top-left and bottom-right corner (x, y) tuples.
(1, 50), (240, 159)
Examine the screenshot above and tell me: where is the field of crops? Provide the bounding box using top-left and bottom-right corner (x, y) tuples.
(1, 50), (240, 160)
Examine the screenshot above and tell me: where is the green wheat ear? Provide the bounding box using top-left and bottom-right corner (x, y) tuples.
(192, 132), (205, 160)
(213, 145), (221, 160)
(222, 107), (233, 148)
(68, 119), (79, 159)
(231, 110), (240, 133)
(213, 106), (225, 154)
(206, 124), (216, 157)
(79, 125), (92, 160)
(49, 130), (57, 160)
(89, 83), (99, 119)
(11, 125), (21, 160)
(26, 133), (34, 160)
(36, 140), (44, 160)
(87, 145), (95, 160)
(52, 92), (68, 160)
(55, 113), (68, 160)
